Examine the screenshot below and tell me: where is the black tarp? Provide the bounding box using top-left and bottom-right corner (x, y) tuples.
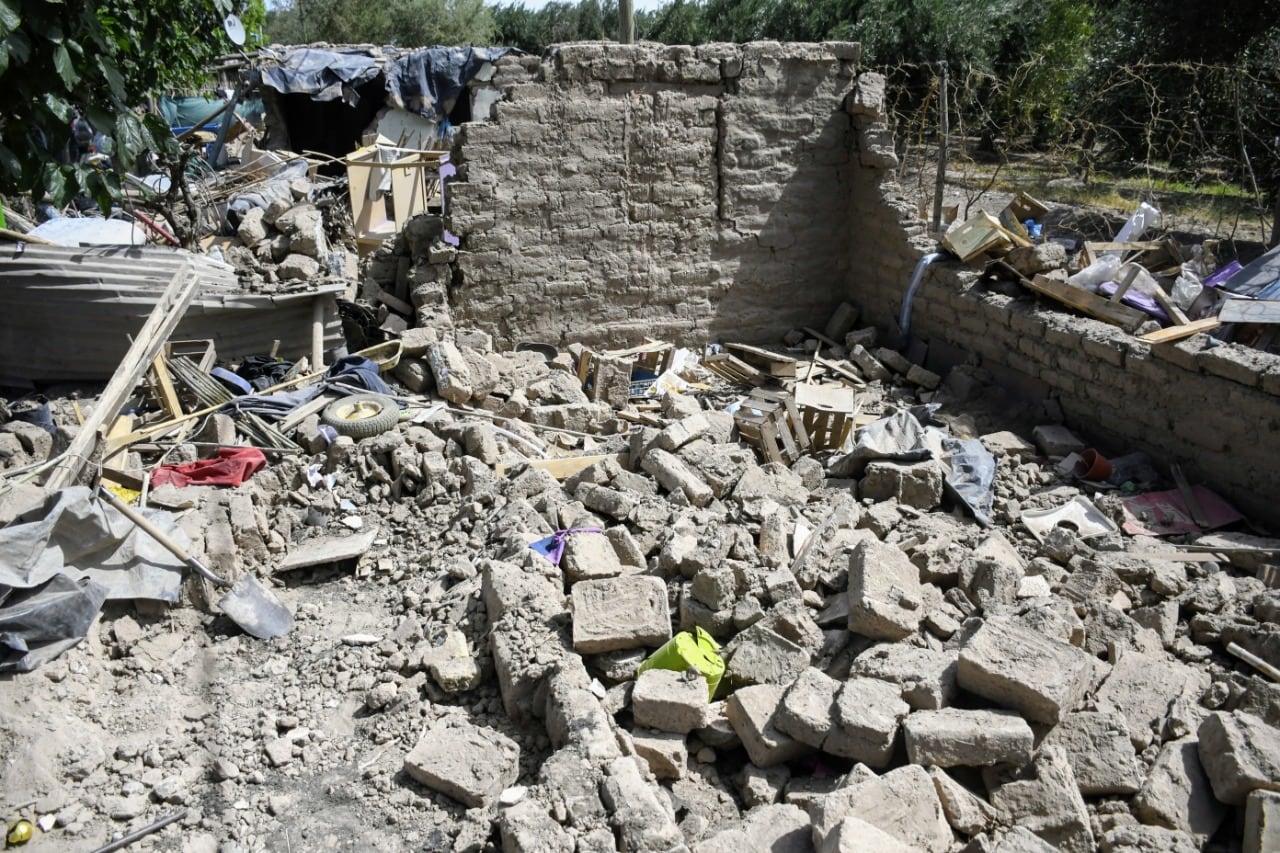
(259, 48), (382, 106)
(386, 46), (511, 118)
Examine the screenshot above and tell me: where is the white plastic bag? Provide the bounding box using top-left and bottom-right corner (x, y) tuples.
(1066, 255), (1120, 293)
(1113, 202), (1161, 244)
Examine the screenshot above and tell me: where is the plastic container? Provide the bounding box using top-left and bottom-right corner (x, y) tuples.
(636, 627), (725, 699)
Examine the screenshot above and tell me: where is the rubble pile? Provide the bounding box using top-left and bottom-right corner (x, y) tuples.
(3, 295), (1279, 853)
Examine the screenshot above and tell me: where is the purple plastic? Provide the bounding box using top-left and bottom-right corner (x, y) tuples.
(1097, 281), (1170, 321)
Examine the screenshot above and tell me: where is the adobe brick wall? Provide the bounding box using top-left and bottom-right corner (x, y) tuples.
(443, 41), (1279, 523)
(446, 42), (861, 349)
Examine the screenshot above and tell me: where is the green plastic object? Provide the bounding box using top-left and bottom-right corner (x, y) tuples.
(637, 627), (724, 699)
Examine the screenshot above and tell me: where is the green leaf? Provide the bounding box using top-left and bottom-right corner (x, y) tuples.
(8, 30), (31, 63)
(0, 141), (19, 180)
(42, 162), (70, 206)
(0, 41), (8, 76)
(115, 111), (153, 166)
(0, 0), (20, 38)
(43, 93), (72, 122)
(52, 42), (78, 88)
(84, 170), (118, 217)
(96, 55), (127, 102)
(84, 105), (115, 133)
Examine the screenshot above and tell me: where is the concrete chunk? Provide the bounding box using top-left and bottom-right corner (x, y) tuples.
(1095, 650), (1209, 749)
(599, 756), (684, 852)
(820, 816), (915, 853)
(404, 717), (519, 808)
(848, 539), (924, 641)
(1245, 789), (1280, 853)
(571, 575), (671, 654)
(426, 340), (474, 404)
(776, 667), (840, 749)
(904, 708), (1034, 768)
(860, 459), (944, 510)
(724, 623), (810, 690)
(928, 765), (1003, 836)
(632, 667), (709, 734)
(957, 616), (1096, 723)
(562, 530), (625, 583)
(1198, 711), (1280, 805)
(657, 412), (709, 452)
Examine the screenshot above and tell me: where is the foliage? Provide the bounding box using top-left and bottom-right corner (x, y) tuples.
(266, 0), (497, 47)
(0, 0), (237, 210)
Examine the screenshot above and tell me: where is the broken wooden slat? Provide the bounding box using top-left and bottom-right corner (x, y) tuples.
(1150, 287), (1190, 326)
(1025, 274), (1148, 331)
(1139, 317), (1221, 344)
(497, 452), (629, 481)
(702, 352), (766, 386)
(148, 354), (184, 419)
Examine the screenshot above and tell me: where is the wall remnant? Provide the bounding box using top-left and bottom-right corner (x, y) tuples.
(447, 42), (861, 348)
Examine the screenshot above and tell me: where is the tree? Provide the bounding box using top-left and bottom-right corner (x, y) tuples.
(0, 0), (237, 211)
(265, 0), (496, 47)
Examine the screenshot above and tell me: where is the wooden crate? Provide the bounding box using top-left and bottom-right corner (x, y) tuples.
(794, 383), (856, 451)
(733, 388), (810, 464)
(703, 352), (766, 386)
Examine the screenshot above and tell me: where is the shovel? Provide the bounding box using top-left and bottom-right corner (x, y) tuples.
(98, 487), (293, 639)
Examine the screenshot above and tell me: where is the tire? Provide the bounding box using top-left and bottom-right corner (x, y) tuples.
(321, 393), (400, 438)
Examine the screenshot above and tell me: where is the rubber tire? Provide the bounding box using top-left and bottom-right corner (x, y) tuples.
(321, 393), (400, 439)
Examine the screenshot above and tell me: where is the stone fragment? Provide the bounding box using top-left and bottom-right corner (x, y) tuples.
(723, 623), (810, 690)
(820, 816), (915, 853)
(632, 667), (709, 733)
(993, 826), (1058, 853)
(904, 708), (1034, 768)
(236, 206), (267, 247)
(1245, 789), (1280, 853)
(980, 430), (1037, 460)
(599, 756), (684, 852)
(1099, 825), (1200, 853)
(562, 530), (625, 583)
(776, 667), (840, 749)
(657, 412), (709, 452)
(1095, 651), (1208, 748)
(699, 804), (811, 853)
(1032, 424), (1086, 457)
(264, 737), (293, 767)
(988, 746), (1094, 853)
(1132, 736), (1226, 839)
(812, 765), (952, 853)
(726, 683), (812, 768)
(832, 676), (910, 767)
(847, 539), (924, 640)
(632, 728), (687, 780)
(403, 717), (520, 808)
(422, 629), (481, 692)
(1040, 711), (1142, 795)
(641, 448), (714, 507)
(277, 252), (320, 280)
(1198, 711), (1280, 805)
(426, 341), (474, 404)
(928, 765), (1003, 836)
(571, 575), (671, 654)
(850, 643), (958, 710)
(860, 460), (943, 510)
(957, 616), (1097, 723)
(498, 799), (573, 852)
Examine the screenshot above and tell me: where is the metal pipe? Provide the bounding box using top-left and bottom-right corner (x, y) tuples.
(89, 808), (188, 853)
(898, 251), (946, 347)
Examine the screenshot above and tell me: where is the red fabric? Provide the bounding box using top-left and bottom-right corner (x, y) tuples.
(150, 447), (267, 489)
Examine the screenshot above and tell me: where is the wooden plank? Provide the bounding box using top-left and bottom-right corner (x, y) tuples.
(1026, 274), (1148, 331)
(46, 261), (199, 491)
(1150, 287), (1190, 325)
(725, 343), (797, 378)
(1139, 317), (1221, 343)
(1220, 298), (1280, 324)
(702, 352), (765, 385)
(795, 383), (857, 413)
(815, 356), (866, 387)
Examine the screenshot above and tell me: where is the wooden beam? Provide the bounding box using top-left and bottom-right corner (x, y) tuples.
(46, 261), (199, 491)
(1025, 274), (1148, 331)
(498, 452), (629, 480)
(1139, 317), (1221, 344)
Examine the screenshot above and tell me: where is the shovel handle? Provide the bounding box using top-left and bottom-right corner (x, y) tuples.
(97, 486), (229, 587)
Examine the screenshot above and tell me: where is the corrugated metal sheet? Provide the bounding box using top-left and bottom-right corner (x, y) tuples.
(0, 243), (347, 383)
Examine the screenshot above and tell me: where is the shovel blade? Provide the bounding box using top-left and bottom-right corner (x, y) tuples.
(218, 574), (293, 639)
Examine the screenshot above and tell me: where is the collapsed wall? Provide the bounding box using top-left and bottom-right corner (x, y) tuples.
(438, 42), (1279, 520)
(446, 42), (860, 349)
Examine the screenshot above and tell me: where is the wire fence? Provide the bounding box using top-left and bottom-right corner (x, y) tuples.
(874, 57), (1280, 246)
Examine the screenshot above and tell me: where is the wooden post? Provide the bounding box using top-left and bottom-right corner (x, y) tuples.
(931, 61), (949, 236)
(618, 0), (635, 44)
(311, 294), (326, 371)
